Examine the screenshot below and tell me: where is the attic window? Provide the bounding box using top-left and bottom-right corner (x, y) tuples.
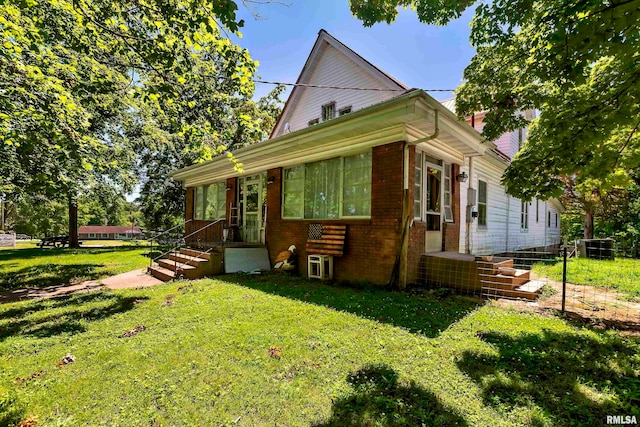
(308, 118), (319, 126)
(339, 106), (352, 116)
(321, 102), (336, 121)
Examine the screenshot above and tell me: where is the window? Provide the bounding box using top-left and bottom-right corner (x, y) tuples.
(343, 152), (372, 217)
(88, 233), (96, 238)
(194, 182), (226, 220)
(555, 213), (558, 228)
(414, 151), (422, 219)
(339, 106), (352, 116)
(101, 233), (109, 238)
(521, 201), (529, 230)
(536, 200), (539, 222)
(321, 102), (336, 121)
(443, 164), (453, 222)
(518, 128), (524, 150)
(548, 211), (551, 227)
(478, 180), (487, 228)
(308, 118), (319, 126)
(283, 152), (372, 219)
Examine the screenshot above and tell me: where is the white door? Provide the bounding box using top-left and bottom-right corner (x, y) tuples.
(239, 173), (266, 244)
(424, 161), (443, 252)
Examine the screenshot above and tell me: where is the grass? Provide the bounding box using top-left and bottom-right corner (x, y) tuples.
(1, 274), (638, 426)
(533, 257), (640, 299)
(1, 239), (149, 251)
(0, 246), (151, 291)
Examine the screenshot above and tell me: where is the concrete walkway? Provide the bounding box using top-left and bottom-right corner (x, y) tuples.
(0, 269), (164, 303)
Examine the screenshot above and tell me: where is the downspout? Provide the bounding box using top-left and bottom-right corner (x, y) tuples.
(392, 110), (440, 289)
(465, 156), (474, 254)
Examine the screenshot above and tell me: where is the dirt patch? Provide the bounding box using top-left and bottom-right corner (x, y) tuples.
(493, 273), (640, 336)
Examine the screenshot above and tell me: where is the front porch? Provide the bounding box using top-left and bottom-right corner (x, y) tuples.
(419, 251), (545, 300)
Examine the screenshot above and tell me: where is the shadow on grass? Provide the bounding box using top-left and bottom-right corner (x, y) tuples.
(314, 365), (467, 426)
(0, 246), (149, 291)
(225, 274), (482, 338)
(0, 292), (149, 341)
(0, 263), (104, 290)
(457, 329), (640, 426)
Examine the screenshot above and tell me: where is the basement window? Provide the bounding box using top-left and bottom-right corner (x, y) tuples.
(308, 118), (319, 127)
(339, 106), (352, 116)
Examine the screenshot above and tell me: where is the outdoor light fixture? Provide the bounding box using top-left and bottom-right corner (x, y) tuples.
(456, 171), (469, 183)
(226, 184), (232, 191)
(267, 176), (275, 184)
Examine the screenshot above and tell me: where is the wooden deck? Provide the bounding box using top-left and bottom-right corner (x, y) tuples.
(420, 251), (544, 300)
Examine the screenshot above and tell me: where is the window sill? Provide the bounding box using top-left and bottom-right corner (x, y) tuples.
(281, 218), (372, 225)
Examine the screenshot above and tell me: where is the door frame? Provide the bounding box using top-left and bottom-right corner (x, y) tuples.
(239, 173), (266, 244)
(423, 159), (444, 253)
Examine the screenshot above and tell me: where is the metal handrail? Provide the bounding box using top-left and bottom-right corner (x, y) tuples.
(152, 219), (224, 264)
(172, 247), (216, 277)
(148, 219), (193, 267)
(149, 219), (193, 242)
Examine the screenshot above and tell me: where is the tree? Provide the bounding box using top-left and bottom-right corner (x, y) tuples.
(135, 84), (285, 231)
(1, 0), (261, 246)
(350, 0), (640, 235)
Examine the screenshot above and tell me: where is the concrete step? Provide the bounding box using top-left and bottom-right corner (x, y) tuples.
(180, 248), (212, 260)
(168, 252), (209, 265)
(148, 265), (176, 282)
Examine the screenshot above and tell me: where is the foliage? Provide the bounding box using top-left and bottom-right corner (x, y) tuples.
(349, 0), (640, 200)
(0, 246), (149, 291)
(0, 0), (266, 244)
(0, 275), (637, 425)
(134, 84), (285, 231)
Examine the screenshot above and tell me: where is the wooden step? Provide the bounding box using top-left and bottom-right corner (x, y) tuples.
(168, 252), (208, 265)
(180, 248), (212, 260)
(149, 265), (176, 282)
(157, 259), (200, 280)
(480, 269), (530, 288)
(482, 280), (545, 300)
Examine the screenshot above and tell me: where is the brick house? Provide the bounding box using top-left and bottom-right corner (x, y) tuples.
(169, 30), (563, 289)
(78, 225), (142, 240)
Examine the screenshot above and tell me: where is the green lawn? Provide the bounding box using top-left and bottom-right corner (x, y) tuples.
(533, 257), (640, 299)
(1, 275), (638, 426)
(0, 246), (151, 290)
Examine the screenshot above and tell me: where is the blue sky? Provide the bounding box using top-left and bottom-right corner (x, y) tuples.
(231, 0), (477, 101)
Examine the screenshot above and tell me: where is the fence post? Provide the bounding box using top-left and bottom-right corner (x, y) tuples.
(561, 246), (567, 313)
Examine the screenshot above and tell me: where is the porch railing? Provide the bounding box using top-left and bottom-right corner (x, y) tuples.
(147, 219), (192, 267)
(151, 219), (225, 268)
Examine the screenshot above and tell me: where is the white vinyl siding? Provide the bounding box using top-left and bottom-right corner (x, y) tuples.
(275, 45), (396, 136)
(283, 151), (372, 219)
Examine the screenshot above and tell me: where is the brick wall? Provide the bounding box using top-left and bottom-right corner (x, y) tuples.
(265, 142), (405, 284)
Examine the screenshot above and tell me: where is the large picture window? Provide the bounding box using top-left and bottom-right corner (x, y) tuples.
(194, 182), (227, 220)
(283, 151), (372, 219)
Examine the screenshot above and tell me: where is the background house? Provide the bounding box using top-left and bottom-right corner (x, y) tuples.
(78, 225), (142, 240)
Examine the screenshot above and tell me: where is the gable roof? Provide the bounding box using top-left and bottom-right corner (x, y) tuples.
(270, 29), (408, 138)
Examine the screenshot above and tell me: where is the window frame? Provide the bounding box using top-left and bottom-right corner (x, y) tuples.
(521, 200), (529, 231)
(194, 182), (227, 221)
(282, 151), (372, 220)
(308, 118), (319, 126)
(555, 213), (558, 228)
(321, 102), (336, 122)
(477, 179), (488, 229)
(339, 106), (352, 116)
(414, 151), (423, 220)
(443, 164), (454, 223)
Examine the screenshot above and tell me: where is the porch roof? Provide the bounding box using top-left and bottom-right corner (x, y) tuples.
(171, 90), (495, 188)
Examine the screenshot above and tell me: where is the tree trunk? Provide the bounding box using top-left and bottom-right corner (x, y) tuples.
(584, 210), (594, 239)
(68, 194), (79, 248)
